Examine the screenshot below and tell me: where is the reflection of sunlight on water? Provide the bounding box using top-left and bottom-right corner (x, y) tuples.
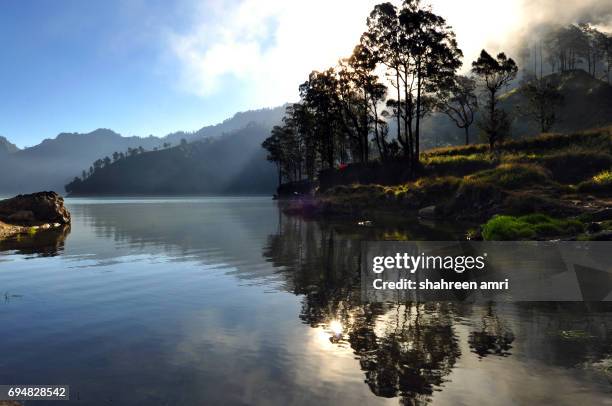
(315, 329), (337, 350)
(330, 319), (343, 336)
(315, 319), (345, 350)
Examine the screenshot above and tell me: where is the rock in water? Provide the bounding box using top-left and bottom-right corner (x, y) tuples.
(0, 191), (71, 225)
(418, 205), (438, 219)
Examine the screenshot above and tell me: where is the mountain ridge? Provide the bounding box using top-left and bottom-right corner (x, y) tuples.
(0, 136), (19, 155)
(0, 106), (286, 194)
(65, 122), (277, 196)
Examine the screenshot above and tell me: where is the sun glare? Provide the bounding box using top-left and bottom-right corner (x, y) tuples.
(329, 320), (343, 336)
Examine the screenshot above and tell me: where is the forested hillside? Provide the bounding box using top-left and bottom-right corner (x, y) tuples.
(65, 123), (277, 195)
(0, 106), (285, 194)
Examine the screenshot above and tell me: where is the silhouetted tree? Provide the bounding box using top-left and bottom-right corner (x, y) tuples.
(398, 0), (463, 165)
(363, 1), (462, 167)
(520, 78), (564, 132)
(262, 127), (284, 186)
(437, 75), (478, 145)
(299, 69), (341, 168)
(93, 159), (103, 171)
(262, 0), (467, 184)
(472, 50), (518, 150)
(343, 43), (389, 162)
(362, 2), (405, 157)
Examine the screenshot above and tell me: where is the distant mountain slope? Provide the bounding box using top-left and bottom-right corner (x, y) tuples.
(164, 106), (287, 144)
(502, 70), (612, 136)
(65, 123), (277, 196)
(0, 106), (285, 194)
(0, 136), (18, 154)
(418, 69), (612, 148)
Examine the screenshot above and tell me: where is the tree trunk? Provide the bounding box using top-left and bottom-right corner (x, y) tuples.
(396, 70), (402, 154)
(489, 89), (497, 151)
(415, 63), (422, 167)
(277, 164), (282, 187)
(464, 126), (470, 145)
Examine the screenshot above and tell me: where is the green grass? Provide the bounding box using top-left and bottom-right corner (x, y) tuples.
(422, 154), (494, 176)
(320, 128), (612, 221)
(466, 163), (551, 189)
(424, 128), (612, 158)
(482, 214), (584, 240)
(537, 151), (612, 183)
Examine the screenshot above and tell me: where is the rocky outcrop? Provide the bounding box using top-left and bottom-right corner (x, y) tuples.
(0, 191), (70, 226)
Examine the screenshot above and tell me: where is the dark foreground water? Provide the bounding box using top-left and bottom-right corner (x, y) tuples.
(0, 197), (610, 405)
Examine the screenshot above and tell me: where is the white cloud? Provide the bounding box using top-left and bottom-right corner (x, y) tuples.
(168, 0), (612, 107)
(169, 0), (379, 106)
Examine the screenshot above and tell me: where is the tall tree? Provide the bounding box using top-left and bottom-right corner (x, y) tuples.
(299, 69), (341, 168)
(398, 0), (463, 165)
(472, 50), (518, 150)
(362, 3), (406, 157)
(520, 78), (563, 133)
(262, 127), (284, 187)
(438, 75), (478, 145)
(335, 44), (389, 163)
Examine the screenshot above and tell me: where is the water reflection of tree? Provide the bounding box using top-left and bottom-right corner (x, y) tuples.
(468, 302), (515, 358)
(352, 303), (460, 404)
(262, 214), (466, 404)
(263, 212), (612, 402)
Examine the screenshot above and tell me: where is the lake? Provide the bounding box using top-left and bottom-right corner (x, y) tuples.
(0, 197), (611, 405)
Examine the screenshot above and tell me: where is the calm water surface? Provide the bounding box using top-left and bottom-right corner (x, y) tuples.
(0, 197), (611, 405)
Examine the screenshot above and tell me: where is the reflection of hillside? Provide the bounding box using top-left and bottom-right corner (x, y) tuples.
(0, 225), (70, 257)
(262, 212), (612, 404)
(65, 198), (281, 281)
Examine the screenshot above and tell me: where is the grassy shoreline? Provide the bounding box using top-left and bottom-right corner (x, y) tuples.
(282, 128), (612, 240)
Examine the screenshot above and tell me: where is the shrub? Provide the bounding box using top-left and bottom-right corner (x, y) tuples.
(413, 176), (462, 196)
(577, 170), (612, 194)
(482, 215), (536, 240)
(482, 214), (584, 240)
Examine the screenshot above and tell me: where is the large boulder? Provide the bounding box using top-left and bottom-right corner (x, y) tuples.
(0, 191), (70, 225)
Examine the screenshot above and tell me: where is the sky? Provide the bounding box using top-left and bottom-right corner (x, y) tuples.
(1, 0), (610, 148)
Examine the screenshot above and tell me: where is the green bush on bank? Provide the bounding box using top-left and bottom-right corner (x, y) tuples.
(482, 214), (584, 240)
(576, 170), (612, 194)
